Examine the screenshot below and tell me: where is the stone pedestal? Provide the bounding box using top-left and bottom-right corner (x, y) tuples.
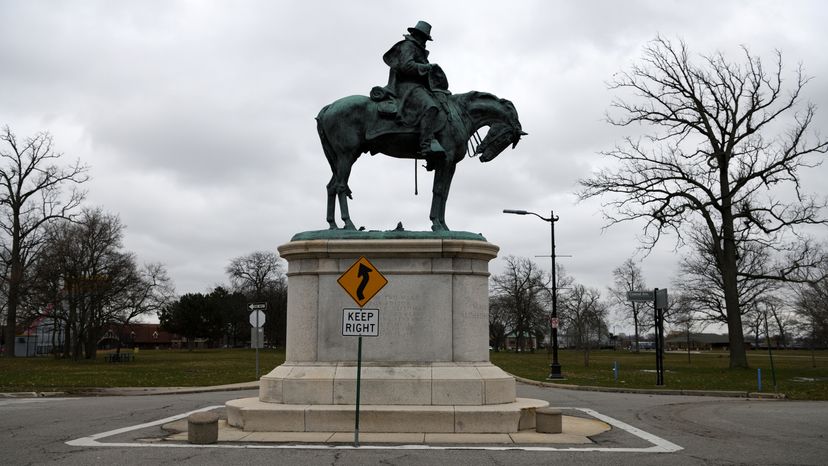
(227, 236), (548, 433)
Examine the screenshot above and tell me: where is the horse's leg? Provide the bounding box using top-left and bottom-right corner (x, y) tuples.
(326, 175), (338, 229)
(430, 167), (447, 232)
(336, 158), (357, 230)
(437, 162), (457, 231)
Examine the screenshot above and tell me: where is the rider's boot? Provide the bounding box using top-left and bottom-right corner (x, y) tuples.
(419, 107), (445, 171)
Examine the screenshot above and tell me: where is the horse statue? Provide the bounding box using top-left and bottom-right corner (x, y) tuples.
(316, 91), (526, 231)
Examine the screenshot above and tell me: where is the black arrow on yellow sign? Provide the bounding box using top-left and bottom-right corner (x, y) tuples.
(338, 256), (388, 308)
(356, 263), (372, 301)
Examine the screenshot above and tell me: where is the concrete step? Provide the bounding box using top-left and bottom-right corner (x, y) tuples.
(226, 397), (548, 433)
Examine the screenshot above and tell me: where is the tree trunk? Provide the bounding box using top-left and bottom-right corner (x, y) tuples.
(4, 218), (23, 357)
(719, 160), (748, 369)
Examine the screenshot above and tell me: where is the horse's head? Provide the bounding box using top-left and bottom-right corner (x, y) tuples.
(467, 95), (527, 162)
(475, 122), (528, 162)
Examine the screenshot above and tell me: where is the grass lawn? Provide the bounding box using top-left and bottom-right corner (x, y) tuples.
(2, 347), (827, 400)
(490, 348), (828, 400)
(0, 348), (285, 392)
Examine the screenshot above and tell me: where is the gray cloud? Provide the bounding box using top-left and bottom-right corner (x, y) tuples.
(1, 0), (826, 324)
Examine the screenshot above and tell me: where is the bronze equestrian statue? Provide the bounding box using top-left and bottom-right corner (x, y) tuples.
(316, 21), (526, 232)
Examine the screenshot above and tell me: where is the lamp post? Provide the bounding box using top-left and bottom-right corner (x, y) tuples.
(503, 209), (564, 379)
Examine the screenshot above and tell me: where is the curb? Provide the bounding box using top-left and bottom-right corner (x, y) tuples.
(513, 375), (787, 399)
(69, 382), (260, 397)
(0, 391), (67, 398)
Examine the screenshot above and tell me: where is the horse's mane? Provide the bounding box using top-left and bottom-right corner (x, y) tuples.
(457, 91), (520, 129)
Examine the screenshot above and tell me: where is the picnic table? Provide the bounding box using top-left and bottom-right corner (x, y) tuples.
(105, 352), (135, 363)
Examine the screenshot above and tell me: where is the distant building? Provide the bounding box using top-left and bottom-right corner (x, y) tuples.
(99, 323), (180, 350)
(664, 332), (730, 351)
(504, 332), (537, 352)
(13, 317), (64, 357)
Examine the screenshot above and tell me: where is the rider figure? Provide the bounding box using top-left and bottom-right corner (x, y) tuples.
(383, 21), (446, 161)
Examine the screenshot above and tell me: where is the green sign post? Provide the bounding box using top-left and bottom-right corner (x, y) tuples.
(339, 257), (385, 448)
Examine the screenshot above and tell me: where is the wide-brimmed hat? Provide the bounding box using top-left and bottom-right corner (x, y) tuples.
(407, 21), (433, 41)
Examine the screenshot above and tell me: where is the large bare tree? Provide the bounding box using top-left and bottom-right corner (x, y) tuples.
(580, 37), (827, 368)
(0, 127), (87, 357)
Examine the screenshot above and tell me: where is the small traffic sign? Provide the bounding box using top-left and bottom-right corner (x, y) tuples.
(655, 288), (668, 309)
(249, 302), (267, 311)
(550, 317), (559, 329)
(337, 256), (388, 307)
(627, 290), (654, 302)
(342, 308), (379, 337)
(249, 310), (266, 328)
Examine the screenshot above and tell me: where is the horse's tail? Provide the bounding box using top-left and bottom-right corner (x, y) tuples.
(316, 104), (336, 170)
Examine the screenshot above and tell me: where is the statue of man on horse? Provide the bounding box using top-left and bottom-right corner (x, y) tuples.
(378, 21), (450, 170)
(317, 21), (526, 232)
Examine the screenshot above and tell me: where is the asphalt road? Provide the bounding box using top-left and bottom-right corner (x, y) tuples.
(1, 383), (825, 465)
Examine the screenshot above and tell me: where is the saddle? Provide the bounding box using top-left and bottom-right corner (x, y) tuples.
(366, 91), (451, 142)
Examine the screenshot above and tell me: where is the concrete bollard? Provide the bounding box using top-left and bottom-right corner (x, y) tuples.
(188, 411), (219, 444)
(535, 407), (562, 434)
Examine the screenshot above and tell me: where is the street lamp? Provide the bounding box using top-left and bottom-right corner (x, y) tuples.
(503, 209), (564, 379)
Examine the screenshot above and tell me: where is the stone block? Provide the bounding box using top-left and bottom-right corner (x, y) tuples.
(518, 405), (537, 430)
(536, 407), (562, 434)
(259, 364), (294, 403)
(187, 411), (219, 444)
(333, 365), (431, 405)
(358, 405), (454, 433)
(477, 364), (516, 404)
(451, 275), (489, 362)
(304, 405), (355, 432)
(431, 366), (483, 405)
(281, 365), (335, 404)
(284, 275), (319, 362)
(454, 404), (522, 433)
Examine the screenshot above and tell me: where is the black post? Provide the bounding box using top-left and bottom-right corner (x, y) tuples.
(658, 307), (665, 385)
(548, 210), (563, 379)
(503, 209), (564, 379)
(654, 288), (663, 386)
(354, 335), (362, 447)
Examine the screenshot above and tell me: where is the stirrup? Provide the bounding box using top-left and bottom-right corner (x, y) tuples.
(420, 140), (446, 158)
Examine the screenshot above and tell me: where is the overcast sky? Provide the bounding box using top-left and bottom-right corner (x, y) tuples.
(1, 1), (826, 327)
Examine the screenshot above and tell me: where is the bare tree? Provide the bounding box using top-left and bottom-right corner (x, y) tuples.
(580, 37), (828, 368)
(226, 251), (285, 300)
(490, 256), (548, 351)
(677, 225), (780, 325)
(608, 258), (650, 352)
(488, 294), (513, 351)
(30, 208), (169, 359)
(0, 127), (88, 357)
(559, 283), (608, 367)
(793, 264), (828, 359)
(226, 251), (288, 346)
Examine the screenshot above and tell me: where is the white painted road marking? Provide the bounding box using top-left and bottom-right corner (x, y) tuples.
(0, 398), (78, 407)
(67, 406), (682, 452)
